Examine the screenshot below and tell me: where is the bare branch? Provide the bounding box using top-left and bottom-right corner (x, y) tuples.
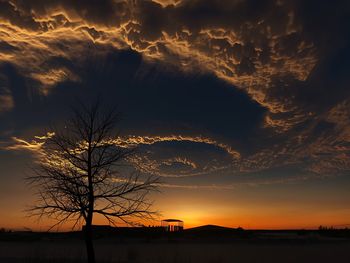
(27, 101), (159, 233)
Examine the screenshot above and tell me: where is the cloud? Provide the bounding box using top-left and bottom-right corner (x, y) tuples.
(4, 132), (54, 151)
(6, 123), (349, 178)
(296, 100), (350, 174)
(151, 0), (182, 7)
(103, 134), (240, 177)
(0, 94), (13, 113)
(4, 132), (240, 177)
(0, 69), (14, 113)
(109, 135), (240, 158)
(0, 0), (349, 177)
(0, 0), (318, 128)
(0, 85), (13, 113)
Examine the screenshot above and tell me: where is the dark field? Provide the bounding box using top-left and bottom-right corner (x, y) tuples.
(1, 228), (349, 263)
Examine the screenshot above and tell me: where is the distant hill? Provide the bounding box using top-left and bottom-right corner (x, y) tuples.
(184, 225), (246, 238)
(186, 224), (236, 232)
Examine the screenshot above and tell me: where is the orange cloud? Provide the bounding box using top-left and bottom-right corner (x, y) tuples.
(0, 72), (14, 112)
(109, 135), (240, 158)
(151, 0), (182, 7)
(5, 132), (55, 151)
(0, 93), (13, 113)
(4, 132), (241, 177)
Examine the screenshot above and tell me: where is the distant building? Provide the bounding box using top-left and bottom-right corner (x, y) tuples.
(161, 219), (184, 232)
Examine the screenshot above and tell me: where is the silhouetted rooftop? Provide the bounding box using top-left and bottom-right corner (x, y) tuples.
(162, 219), (183, 222)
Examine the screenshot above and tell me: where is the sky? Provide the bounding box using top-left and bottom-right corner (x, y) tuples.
(0, 0), (350, 230)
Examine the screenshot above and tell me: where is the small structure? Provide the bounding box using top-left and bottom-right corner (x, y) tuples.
(161, 219), (184, 232)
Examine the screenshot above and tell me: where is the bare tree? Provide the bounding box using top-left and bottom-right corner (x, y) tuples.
(26, 101), (159, 263)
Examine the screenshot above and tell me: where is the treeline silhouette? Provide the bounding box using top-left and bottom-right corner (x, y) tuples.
(0, 228), (11, 233)
(318, 225), (350, 238)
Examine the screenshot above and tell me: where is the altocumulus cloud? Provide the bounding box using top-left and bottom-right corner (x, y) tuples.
(0, 0), (350, 179)
(0, 0), (316, 121)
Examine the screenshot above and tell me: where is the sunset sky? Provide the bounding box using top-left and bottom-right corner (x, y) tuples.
(0, 0), (350, 230)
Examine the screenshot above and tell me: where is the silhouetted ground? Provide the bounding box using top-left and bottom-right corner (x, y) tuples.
(0, 226), (349, 263)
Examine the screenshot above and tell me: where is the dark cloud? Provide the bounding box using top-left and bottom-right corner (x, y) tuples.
(0, 41), (19, 53)
(0, 1), (40, 30)
(12, 0), (130, 27)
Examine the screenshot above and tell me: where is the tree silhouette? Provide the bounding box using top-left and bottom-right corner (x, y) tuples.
(26, 101), (159, 263)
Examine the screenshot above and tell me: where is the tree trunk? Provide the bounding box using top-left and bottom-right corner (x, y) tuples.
(86, 132), (95, 263)
(84, 221), (95, 263)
